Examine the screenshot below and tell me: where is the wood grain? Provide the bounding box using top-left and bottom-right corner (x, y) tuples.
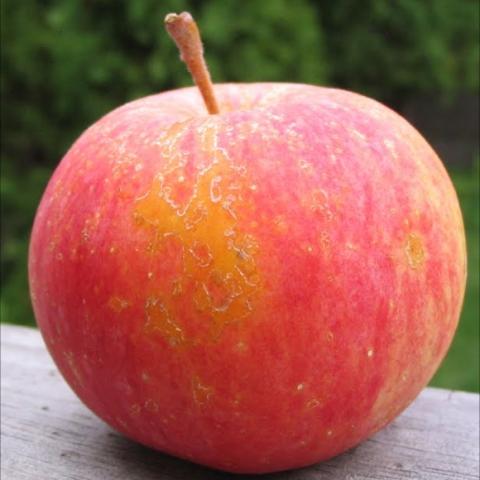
(1, 324), (478, 480)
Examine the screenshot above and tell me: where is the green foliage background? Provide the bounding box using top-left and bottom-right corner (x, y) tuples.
(1, 0), (479, 391)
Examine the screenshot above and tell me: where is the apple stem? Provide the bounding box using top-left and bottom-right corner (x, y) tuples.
(165, 12), (220, 115)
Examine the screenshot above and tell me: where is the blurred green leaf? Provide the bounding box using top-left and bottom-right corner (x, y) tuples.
(1, 0), (478, 393)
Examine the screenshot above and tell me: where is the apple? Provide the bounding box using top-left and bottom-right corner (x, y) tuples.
(29, 12), (466, 474)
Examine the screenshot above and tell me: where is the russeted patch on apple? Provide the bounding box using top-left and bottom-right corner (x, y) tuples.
(29, 11), (466, 475)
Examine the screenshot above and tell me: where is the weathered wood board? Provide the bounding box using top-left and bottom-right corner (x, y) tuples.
(1, 324), (478, 479)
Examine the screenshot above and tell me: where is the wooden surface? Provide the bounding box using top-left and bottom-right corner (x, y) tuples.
(1, 324), (479, 480)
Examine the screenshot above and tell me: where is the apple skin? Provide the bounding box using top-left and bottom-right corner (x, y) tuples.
(29, 83), (466, 474)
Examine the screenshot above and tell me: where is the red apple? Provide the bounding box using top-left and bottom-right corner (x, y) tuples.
(29, 12), (466, 474)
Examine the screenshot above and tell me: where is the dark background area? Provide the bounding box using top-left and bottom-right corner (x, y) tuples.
(1, 0), (479, 391)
